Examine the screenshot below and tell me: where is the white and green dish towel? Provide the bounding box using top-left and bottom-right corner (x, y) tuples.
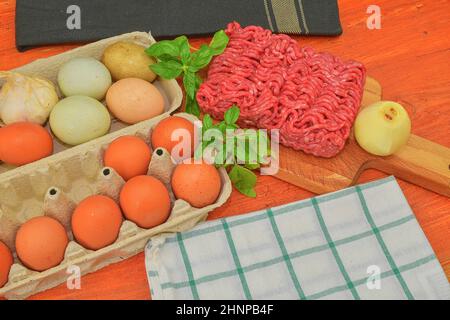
(145, 176), (450, 300)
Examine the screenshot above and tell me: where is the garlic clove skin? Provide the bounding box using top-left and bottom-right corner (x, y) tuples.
(0, 72), (59, 125)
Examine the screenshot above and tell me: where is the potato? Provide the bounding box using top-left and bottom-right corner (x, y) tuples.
(102, 41), (157, 82)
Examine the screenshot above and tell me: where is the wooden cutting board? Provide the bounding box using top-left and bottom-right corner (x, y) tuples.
(276, 77), (450, 198)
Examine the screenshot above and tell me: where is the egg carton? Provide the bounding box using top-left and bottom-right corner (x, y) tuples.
(0, 33), (233, 299)
(0, 31), (179, 174)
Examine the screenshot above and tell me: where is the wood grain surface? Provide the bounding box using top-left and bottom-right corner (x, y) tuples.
(277, 77), (450, 197)
(0, 0), (449, 300)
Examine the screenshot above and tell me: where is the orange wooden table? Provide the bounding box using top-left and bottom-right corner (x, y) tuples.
(0, 0), (449, 300)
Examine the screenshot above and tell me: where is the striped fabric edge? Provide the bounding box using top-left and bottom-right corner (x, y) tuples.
(297, 0), (310, 34)
(269, 0), (303, 34)
(263, 0), (277, 32)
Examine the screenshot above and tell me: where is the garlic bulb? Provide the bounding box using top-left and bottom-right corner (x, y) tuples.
(0, 71), (59, 125)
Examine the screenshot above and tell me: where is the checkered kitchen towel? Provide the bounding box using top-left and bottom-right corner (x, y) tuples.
(145, 176), (450, 300)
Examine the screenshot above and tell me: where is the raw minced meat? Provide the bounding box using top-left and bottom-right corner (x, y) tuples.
(197, 22), (366, 158)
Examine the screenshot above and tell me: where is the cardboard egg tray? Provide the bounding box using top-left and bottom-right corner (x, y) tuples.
(0, 32), (232, 300)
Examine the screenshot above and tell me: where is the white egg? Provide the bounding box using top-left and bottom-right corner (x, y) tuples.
(58, 58), (112, 100)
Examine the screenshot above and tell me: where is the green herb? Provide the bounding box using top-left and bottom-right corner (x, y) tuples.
(224, 106), (240, 126)
(195, 106), (270, 198)
(147, 33), (268, 197)
(145, 31), (229, 116)
(228, 165), (257, 198)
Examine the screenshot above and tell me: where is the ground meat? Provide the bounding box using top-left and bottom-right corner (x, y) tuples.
(197, 22), (366, 158)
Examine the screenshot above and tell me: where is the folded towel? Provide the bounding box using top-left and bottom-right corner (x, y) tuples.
(15, 0), (342, 51)
(145, 176), (450, 300)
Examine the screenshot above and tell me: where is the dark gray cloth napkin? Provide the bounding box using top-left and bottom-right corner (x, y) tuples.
(15, 0), (342, 51)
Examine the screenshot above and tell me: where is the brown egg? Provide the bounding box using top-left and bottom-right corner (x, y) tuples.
(151, 116), (196, 161)
(0, 122), (53, 166)
(104, 135), (152, 181)
(72, 195), (123, 250)
(15, 216), (68, 272)
(106, 78), (164, 124)
(120, 175), (171, 229)
(0, 241), (13, 288)
(171, 159), (221, 208)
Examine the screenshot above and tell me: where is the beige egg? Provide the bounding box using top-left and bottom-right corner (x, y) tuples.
(106, 78), (165, 124)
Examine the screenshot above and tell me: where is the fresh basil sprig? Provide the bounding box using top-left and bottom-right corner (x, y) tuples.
(145, 31), (229, 116)
(146, 33), (265, 197)
(196, 106), (270, 198)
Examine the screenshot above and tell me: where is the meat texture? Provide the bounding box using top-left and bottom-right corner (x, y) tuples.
(197, 22), (366, 158)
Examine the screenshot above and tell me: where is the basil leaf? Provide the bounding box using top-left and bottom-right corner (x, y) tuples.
(183, 72), (197, 99)
(203, 114), (213, 130)
(145, 40), (180, 59)
(150, 60), (183, 79)
(226, 124), (238, 130)
(175, 36), (191, 64)
(195, 74), (203, 88)
(214, 149), (226, 166)
(245, 163), (260, 170)
(209, 30), (229, 56)
(224, 105), (240, 125)
(257, 130), (271, 160)
(195, 138), (212, 161)
(185, 95), (200, 117)
(229, 165), (257, 188)
(228, 165), (257, 197)
(217, 122), (227, 134)
(237, 188), (257, 198)
(189, 45), (213, 72)
(235, 143), (249, 164)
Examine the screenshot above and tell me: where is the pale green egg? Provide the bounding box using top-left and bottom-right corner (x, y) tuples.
(50, 96), (111, 146)
(58, 57), (112, 100)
